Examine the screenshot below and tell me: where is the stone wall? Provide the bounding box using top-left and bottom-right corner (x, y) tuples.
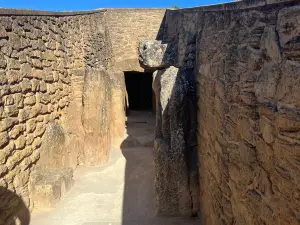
(2, 1), (300, 224)
(0, 7), (166, 223)
(159, 0), (300, 224)
(106, 9), (166, 71)
(0, 10), (123, 224)
(0, 13), (84, 222)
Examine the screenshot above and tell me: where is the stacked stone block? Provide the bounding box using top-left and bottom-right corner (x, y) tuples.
(0, 15), (77, 223)
(162, 0), (300, 224)
(106, 9), (166, 72)
(0, 12), (114, 224)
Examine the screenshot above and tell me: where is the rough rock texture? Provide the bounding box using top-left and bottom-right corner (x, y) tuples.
(29, 168), (73, 209)
(140, 38), (199, 216)
(161, 0), (300, 224)
(197, 5), (300, 225)
(109, 71), (127, 149)
(82, 69), (111, 166)
(37, 121), (69, 170)
(139, 40), (176, 69)
(0, 10), (127, 224)
(106, 9), (166, 71)
(0, 14), (88, 223)
(0, 10), (165, 221)
(139, 0), (300, 223)
(1, 1), (300, 224)
(153, 67), (195, 216)
(63, 68), (86, 168)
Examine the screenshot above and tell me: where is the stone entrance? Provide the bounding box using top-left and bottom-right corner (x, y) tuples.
(1, 1), (300, 224)
(124, 71), (153, 112)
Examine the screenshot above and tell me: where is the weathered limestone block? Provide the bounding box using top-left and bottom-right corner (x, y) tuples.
(14, 135), (26, 149)
(24, 95), (36, 106)
(9, 124), (25, 139)
(0, 54), (7, 69)
(152, 66), (199, 216)
(82, 69), (111, 166)
(29, 168), (74, 209)
(108, 71), (126, 148)
(3, 95), (14, 106)
(139, 40), (176, 69)
(193, 4), (300, 225)
(4, 105), (18, 117)
(0, 118), (18, 132)
(0, 70), (7, 85)
(37, 121), (69, 170)
(0, 132), (9, 148)
(63, 69), (85, 167)
(0, 13), (106, 225)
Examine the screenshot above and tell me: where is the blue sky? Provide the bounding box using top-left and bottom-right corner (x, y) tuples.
(0, 0), (233, 11)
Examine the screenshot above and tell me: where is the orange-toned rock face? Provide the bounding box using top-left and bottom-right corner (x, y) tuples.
(153, 1), (300, 223)
(81, 69), (126, 165)
(82, 69), (111, 166)
(109, 71), (126, 149)
(194, 4), (300, 225)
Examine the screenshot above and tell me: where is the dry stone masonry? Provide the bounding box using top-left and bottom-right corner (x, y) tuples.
(0, 0), (300, 224)
(139, 0), (300, 223)
(0, 10), (126, 224)
(164, 1), (300, 224)
(106, 9), (166, 71)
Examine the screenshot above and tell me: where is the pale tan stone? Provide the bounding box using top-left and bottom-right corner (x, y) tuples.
(34, 123), (46, 137)
(13, 93), (24, 108)
(0, 132), (9, 148)
(0, 70), (7, 85)
(31, 79), (40, 92)
(1, 4), (300, 225)
(20, 79), (32, 92)
(18, 108), (31, 122)
(3, 95), (14, 105)
(4, 105), (19, 117)
(0, 118), (18, 132)
(26, 119), (36, 133)
(24, 95), (36, 106)
(25, 134), (34, 146)
(9, 124), (25, 139)
(7, 70), (21, 84)
(14, 135), (26, 150)
(32, 137), (41, 150)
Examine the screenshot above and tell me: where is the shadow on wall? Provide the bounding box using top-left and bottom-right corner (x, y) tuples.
(0, 187), (30, 225)
(120, 10), (200, 225)
(119, 16), (166, 225)
(151, 11), (200, 218)
(152, 66), (199, 217)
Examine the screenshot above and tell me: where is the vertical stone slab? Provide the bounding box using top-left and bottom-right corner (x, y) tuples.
(65, 68), (86, 167)
(37, 122), (66, 170)
(140, 39), (199, 217)
(82, 69), (111, 166)
(153, 66), (192, 216)
(108, 71), (126, 149)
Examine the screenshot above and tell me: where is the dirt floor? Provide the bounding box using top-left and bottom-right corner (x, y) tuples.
(31, 111), (200, 225)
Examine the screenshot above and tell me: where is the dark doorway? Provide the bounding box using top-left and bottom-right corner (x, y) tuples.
(125, 71), (153, 111)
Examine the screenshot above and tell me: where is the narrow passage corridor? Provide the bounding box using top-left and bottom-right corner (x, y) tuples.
(31, 110), (199, 225)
